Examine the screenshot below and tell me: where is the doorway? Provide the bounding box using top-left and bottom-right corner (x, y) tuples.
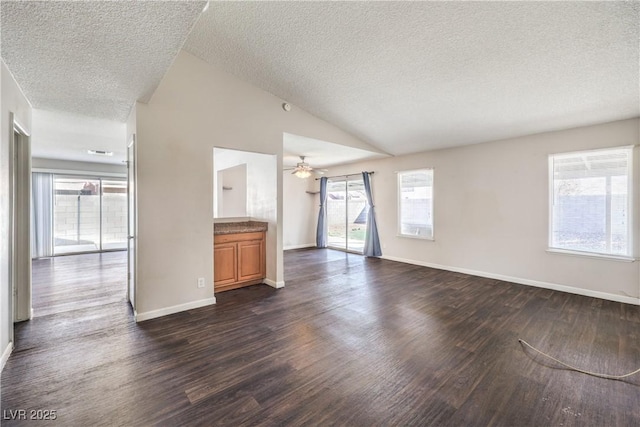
(29, 171), (131, 318)
(127, 136), (136, 311)
(9, 115), (32, 333)
(326, 176), (367, 253)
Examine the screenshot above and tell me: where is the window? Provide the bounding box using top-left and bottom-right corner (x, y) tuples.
(398, 169), (433, 239)
(549, 146), (632, 258)
(52, 175), (127, 255)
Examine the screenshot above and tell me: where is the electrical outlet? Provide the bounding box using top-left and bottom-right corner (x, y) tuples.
(197, 277), (205, 288)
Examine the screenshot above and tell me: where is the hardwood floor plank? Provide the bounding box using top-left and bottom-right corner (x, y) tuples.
(2, 248), (639, 425)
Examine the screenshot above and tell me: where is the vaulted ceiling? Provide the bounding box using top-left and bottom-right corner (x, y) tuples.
(1, 0), (206, 122)
(1, 1), (638, 162)
(186, 1), (639, 155)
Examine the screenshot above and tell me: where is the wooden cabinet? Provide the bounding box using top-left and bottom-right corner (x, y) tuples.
(213, 242), (237, 286)
(214, 231), (266, 293)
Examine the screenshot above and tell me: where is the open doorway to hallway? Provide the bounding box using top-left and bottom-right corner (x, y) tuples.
(31, 252), (128, 318)
(30, 169), (131, 319)
(27, 157), (135, 330)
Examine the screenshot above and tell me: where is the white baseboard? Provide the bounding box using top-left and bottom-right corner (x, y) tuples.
(284, 243), (316, 251)
(381, 255), (640, 306)
(135, 297), (217, 322)
(1, 342), (14, 372)
(15, 307), (34, 323)
(264, 278), (285, 289)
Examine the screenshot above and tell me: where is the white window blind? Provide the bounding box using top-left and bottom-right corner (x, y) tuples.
(398, 169), (433, 239)
(549, 147), (632, 257)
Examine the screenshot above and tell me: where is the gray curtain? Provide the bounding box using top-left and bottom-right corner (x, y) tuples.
(362, 172), (382, 257)
(31, 172), (54, 258)
(316, 177), (328, 248)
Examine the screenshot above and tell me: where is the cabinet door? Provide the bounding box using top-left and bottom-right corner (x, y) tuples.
(237, 240), (265, 282)
(214, 242), (237, 286)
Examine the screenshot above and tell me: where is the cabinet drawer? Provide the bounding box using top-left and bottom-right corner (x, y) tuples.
(215, 231), (264, 244)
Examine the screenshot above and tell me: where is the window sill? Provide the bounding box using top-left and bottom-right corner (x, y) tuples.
(397, 234), (434, 241)
(546, 248), (636, 262)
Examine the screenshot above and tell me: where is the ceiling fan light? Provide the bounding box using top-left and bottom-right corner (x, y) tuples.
(294, 169), (311, 179)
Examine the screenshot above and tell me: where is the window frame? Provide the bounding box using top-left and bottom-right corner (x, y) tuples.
(547, 145), (634, 261)
(397, 168), (434, 240)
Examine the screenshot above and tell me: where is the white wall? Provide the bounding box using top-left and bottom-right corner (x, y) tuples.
(323, 118), (640, 303)
(283, 172), (317, 250)
(1, 60), (32, 369)
(134, 50), (381, 319)
(213, 148), (277, 221)
(126, 105), (136, 148)
(32, 157), (126, 176)
(219, 164), (248, 217)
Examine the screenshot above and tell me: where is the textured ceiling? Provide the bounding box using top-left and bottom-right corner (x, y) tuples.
(1, 0), (206, 122)
(185, 2), (640, 155)
(3, 1), (638, 165)
(283, 133), (387, 169)
(31, 109), (125, 165)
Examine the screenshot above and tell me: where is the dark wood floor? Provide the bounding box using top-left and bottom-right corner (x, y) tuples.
(2, 249), (639, 426)
(30, 252), (127, 317)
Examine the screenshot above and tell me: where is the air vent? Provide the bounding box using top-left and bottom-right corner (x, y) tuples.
(87, 149), (113, 156)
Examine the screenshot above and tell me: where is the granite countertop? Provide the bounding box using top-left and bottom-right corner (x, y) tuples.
(214, 221), (268, 235)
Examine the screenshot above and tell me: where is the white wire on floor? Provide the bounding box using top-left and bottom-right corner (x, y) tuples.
(518, 339), (640, 380)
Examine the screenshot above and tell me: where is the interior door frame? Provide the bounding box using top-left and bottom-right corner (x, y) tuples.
(126, 135), (137, 313)
(8, 113), (32, 332)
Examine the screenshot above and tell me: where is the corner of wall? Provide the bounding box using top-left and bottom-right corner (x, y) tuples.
(264, 278), (285, 289)
(135, 297), (216, 322)
(1, 59), (33, 361)
(1, 341), (13, 372)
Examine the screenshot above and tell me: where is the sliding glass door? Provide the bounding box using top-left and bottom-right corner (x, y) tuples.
(327, 180), (347, 249)
(101, 180), (127, 250)
(52, 175), (127, 255)
(53, 177), (101, 254)
(326, 176), (367, 253)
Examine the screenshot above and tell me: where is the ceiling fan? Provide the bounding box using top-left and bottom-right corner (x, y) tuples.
(285, 156), (324, 179)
